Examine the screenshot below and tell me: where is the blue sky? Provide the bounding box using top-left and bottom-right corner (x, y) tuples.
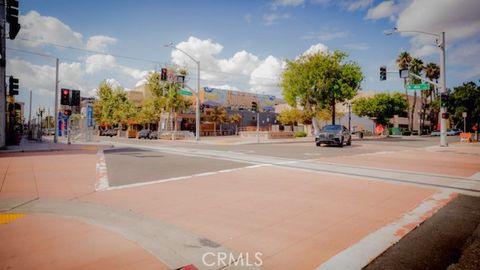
(6, 0), (480, 115)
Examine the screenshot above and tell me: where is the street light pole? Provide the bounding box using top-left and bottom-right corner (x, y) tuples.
(439, 31), (447, 147)
(385, 29), (447, 146)
(165, 43), (200, 141)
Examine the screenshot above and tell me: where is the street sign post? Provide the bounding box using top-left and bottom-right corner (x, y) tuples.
(463, 112), (467, 133)
(407, 84), (430, 90)
(178, 89), (193, 96)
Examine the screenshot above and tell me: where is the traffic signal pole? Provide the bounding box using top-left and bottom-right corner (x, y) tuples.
(0, 0), (6, 148)
(54, 58), (59, 143)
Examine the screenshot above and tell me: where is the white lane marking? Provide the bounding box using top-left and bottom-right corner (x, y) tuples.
(316, 189), (456, 270)
(95, 149), (109, 191)
(104, 164), (265, 191)
(106, 175), (193, 191)
(469, 172), (480, 181)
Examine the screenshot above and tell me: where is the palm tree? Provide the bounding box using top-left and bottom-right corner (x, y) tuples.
(424, 63), (440, 100)
(424, 62), (441, 131)
(230, 113), (242, 135)
(396, 52), (413, 130)
(409, 58), (424, 132)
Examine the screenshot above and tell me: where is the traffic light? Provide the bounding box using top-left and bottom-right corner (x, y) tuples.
(251, 101), (258, 112)
(8, 76), (19, 96)
(6, 0), (21, 40)
(161, 68), (167, 81)
(379, 66), (387, 81)
(440, 93), (448, 107)
(64, 109), (72, 117)
(61, 88), (70, 105)
(71, 90), (81, 106)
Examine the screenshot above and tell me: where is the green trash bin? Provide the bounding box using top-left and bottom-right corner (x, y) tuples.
(391, 127), (402, 135)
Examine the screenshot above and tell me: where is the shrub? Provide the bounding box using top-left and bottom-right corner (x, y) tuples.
(295, 131), (307, 137)
(402, 130), (412, 136)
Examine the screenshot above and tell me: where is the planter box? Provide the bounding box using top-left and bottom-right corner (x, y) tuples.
(127, 130), (137, 138)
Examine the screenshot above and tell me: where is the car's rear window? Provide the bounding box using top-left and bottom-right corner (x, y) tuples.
(322, 125), (341, 131)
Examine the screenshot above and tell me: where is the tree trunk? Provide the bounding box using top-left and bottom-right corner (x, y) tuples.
(213, 122), (217, 136)
(410, 91), (417, 131)
(331, 96), (336, 125)
(312, 117), (320, 134)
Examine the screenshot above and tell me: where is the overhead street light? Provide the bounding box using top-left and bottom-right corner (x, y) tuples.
(164, 42), (201, 141)
(385, 28), (448, 147)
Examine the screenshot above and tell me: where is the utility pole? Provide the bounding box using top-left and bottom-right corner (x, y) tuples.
(256, 112), (260, 143)
(54, 58), (59, 143)
(0, 0), (6, 148)
(28, 90), (32, 131)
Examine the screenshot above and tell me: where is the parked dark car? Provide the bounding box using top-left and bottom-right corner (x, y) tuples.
(315, 125), (351, 147)
(148, 131), (158, 140)
(138, 129), (150, 139)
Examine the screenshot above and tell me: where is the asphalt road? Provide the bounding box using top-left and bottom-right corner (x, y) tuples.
(101, 135), (471, 191)
(104, 147), (251, 187)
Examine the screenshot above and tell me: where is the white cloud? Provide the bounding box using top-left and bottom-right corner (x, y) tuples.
(393, 0), (480, 80)
(263, 13), (291, 25)
(218, 51), (260, 75)
(397, 0), (480, 45)
(7, 59), (87, 97)
(365, 1), (395, 20)
(85, 54), (148, 80)
(86, 35), (117, 52)
(345, 0), (373, 11)
(302, 43), (329, 56)
(16, 11), (118, 54)
(85, 54), (117, 74)
(15, 11), (83, 48)
(249, 56), (284, 95)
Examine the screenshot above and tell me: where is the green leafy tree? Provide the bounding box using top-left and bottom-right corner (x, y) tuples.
(137, 99), (158, 129)
(449, 81), (480, 131)
(229, 113), (242, 135)
(93, 80), (135, 128)
(146, 68), (192, 131)
(207, 106), (228, 135)
(281, 51), (363, 132)
(353, 92), (408, 126)
(277, 108), (303, 126)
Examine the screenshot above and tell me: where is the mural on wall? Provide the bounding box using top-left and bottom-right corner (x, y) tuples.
(202, 87), (276, 112)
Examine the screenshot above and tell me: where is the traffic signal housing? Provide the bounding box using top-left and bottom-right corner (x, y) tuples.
(161, 68), (167, 81)
(251, 101), (258, 112)
(71, 90), (81, 106)
(6, 0), (21, 40)
(440, 93), (448, 107)
(379, 66), (387, 81)
(8, 76), (19, 96)
(61, 89), (70, 105)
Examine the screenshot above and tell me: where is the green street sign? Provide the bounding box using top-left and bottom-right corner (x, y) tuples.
(407, 83), (430, 91)
(178, 89), (193, 96)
